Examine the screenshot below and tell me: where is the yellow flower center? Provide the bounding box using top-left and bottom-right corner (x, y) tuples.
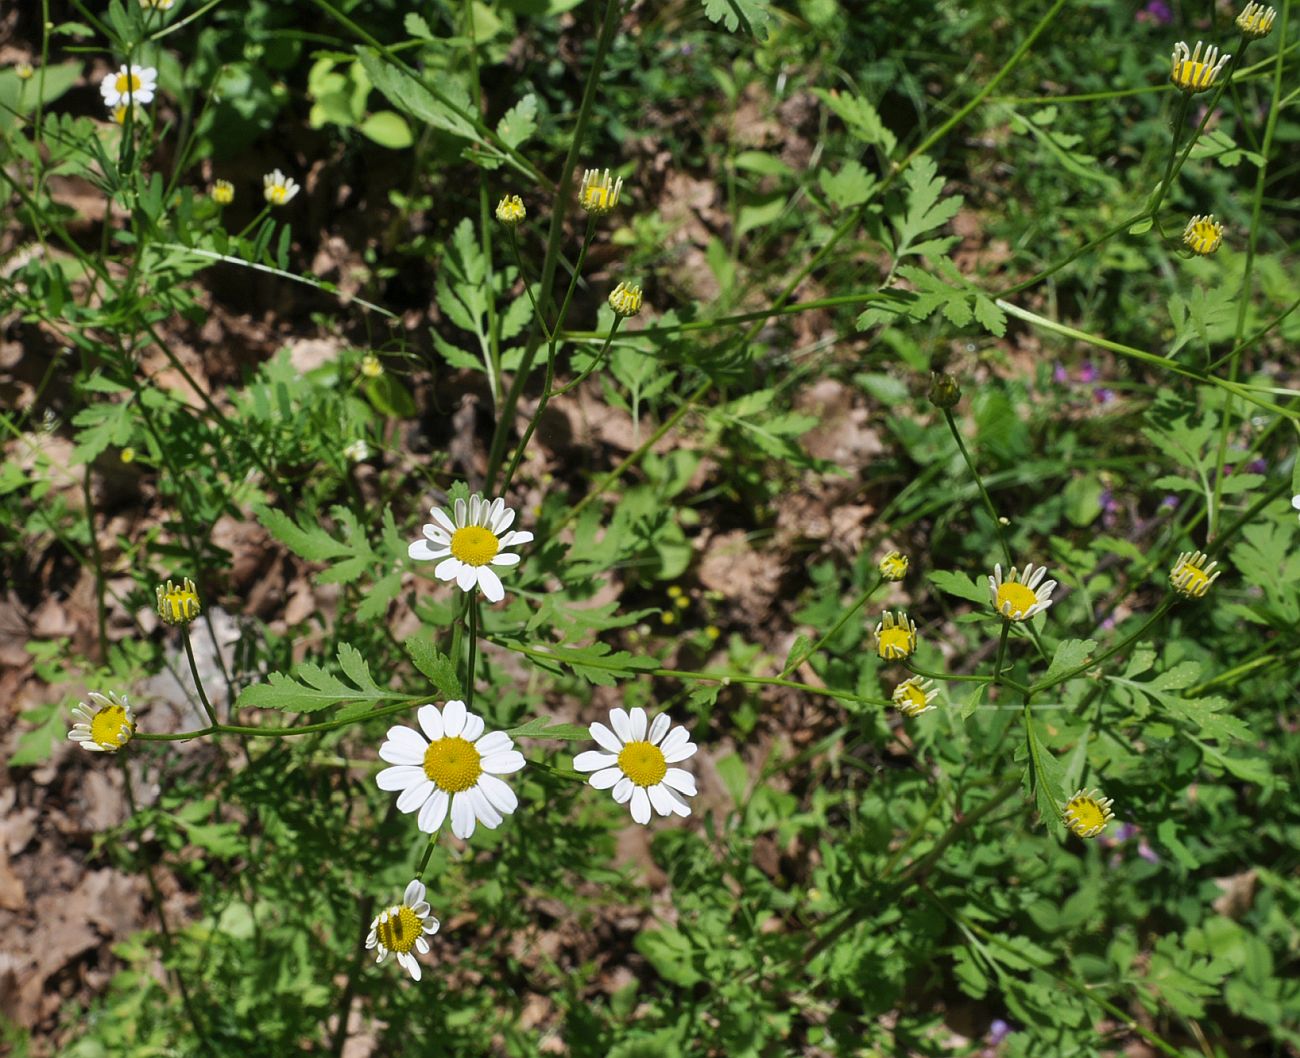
(422, 736), (482, 792)
(89, 705), (133, 750)
(1065, 794), (1112, 838)
(618, 740), (667, 787)
(996, 581), (1038, 619)
(896, 682), (928, 715)
(115, 72), (142, 94)
(583, 186), (613, 211)
(376, 906), (423, 954)
(1174, 565), (1211, 596)
(877, 626), (914, 659)
(450, 525), (500, 567)
(267, 185), (288, 204)
(879, 552), (908, 580)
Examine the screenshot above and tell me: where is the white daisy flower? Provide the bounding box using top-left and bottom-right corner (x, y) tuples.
(988, 561), (1056, 621)
(365, 878), (440, 982)
(100, 65), (157, 108)
(407, 493), (533, 604)
(376, 700), (525, 840)
(572, 707), (697, 825)
(263, 168), (299, 206)
(68, 691), (136, 752)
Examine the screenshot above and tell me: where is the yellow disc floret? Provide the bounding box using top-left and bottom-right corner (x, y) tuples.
(874, 610), (917, 661)
(422, 736), (483, 792)
(1236, 2), (1277, 38)
(878, 550), (909, 581)
(212, 180), (235, 205)
(1170, 41), (1230, 93)
(578, 168), (623, 215)
(608, 281), (643, 318)
(449, 525), (500, 567)
(115, 71), (143, 96)
(1182, 214), (1224, 256)
(1064, 789), (1114, 839)
(156, 577), (201, 626)
(618, 740), (668, 787)
(495, 194), (526, 226)
(90, 702), (134, 749)
(376, 905), (423, 955)
(1169, 550), (1221, 598)
(892, 677), (936, 717)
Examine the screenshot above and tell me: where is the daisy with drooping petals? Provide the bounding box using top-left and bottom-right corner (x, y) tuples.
(263, 169), (299, 206)
(376, 700), (525, 840)
(407, 493), (533, 603)
(573, 707), (697, 825)
(892, 677), (938, 717)
(988, 562), (1056, 621)
(100, 65), (157, 108)
(1064, 789), (1114, 839)
(874, 610), (917, 661)
(1183, 214), (1224, 255)
(878, 549), (909, 581)
(68, 691), (136, 752)
(1169, 550), (1221, 598)
(1170, 41), (1230, 93)
(366, 879), (440, 982)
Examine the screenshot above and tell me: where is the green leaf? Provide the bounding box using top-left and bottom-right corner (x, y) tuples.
(356, 50), (479, 141)
(812, 89), (897, 155)
(1043, 639), (1098, 684)
(255, 505), (351, 562)
(893, 155), (962, 260)
(818, 159), (878, 210)
(403, 12), (434, 39)
(928, 569), (989, 606)
(495, 93), (537, 150)
(700, 0), (772, 38)
(506, 716), (592, 740)
(404, 635), (463, 700)
(634, 927), (703, 986)
(359, 110), (413, 149)
(237, 644), (401, 713)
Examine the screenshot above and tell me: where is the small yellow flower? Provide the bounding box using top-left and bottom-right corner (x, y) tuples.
(263, 168), (300, 206)
(988, 562), (1057, 622)
(578, 167), (623, 216)
(212, 179), (235, 205)
(68, 691), (136, 753)
(1182, 214), (1224, 255)
(892, 677), (938, 718)
(1064, 789), (1114, 839)
(874, 610), (917, 661)
(1236, 2), (1277, 37)
(608, 281), (643, 318)
(1170, 41), (1231, 93)
(661, 610), (676, 626)
(704, 625), (721, 641)
(120, 447), (136, 464)
(360, 353), (383, 378)
(495, 194), (526, 226)
(15, 63), (35, 81)
(878, 550), (909, 581)
(156, 577), (201, 626)
(1169, 550), (1221, 598)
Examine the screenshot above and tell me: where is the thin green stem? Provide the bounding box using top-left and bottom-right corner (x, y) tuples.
(943, 408), (1012, 566)
(1148, 92), (1193, 222)
(182, 631), (220, 727)
(465, 600), (478, 711)
(779, 575), (883, 678)
(133, 698), (425, 742)
(993, 620), (1010, 681)
(1030, 600), (1171, 695)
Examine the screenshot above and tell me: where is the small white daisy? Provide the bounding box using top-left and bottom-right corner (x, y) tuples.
(68, 691), (136, 752)
(365, 879), (440, 982)
(988, 561), (1056, 621)
(344, 438), (371, 462)
(100, 65), (157, 108)
(407, 493), (532, 604)
(263, 168), (299, 206)
(573, 707), (697, 825)
(376, 700), (525, 840)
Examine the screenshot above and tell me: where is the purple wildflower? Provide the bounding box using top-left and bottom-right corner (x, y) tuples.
(1137, 0), (1173, 25)
(988, 1020), (1012, 1045)
(1078, 361), (1098, 384)
(1053, 362), (1069, 384)
(1095, 387), (1116, 404)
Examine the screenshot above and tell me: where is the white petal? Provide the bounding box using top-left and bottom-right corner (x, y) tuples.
(461, 713), (484, 742)
(415, 936), (430, 955)
(659, 726), (690, 757)
(450, 792), (476, 839)
(612, 777), (634, 804)
(628, 707), (647, 741)
(498, 529), (534, 547)
(408, 539), (442, 561)
(590, 721), (623, 754)
(630, 787), (652, 825)
(396, 779), (435, 814)
(422, 523), (451, 545)
(490, 552), (520, 567)
(434, 557), (462, 582)
(481, 750), (525, 775)
(442, 699), (466, 738)
(417, 705), (444, 742)
(478, 773), (518, 815)
(456, 564), (478, 592)
(648, 783), (676, 816)
(573, 751), (617, 773)
(648, 713), (671, 745)
(418, 789), (449, 833)
(666, 788), (692, 816)
(376, 765), (424, 792)
(475, 730), (512, 757)
(491, 505), (516, 534)
(381, 726), (427, 765)
(403, 879), (425, 906)
(430, 506), (456, 533)
(664, 740), (698, 764)
(454, 497), (467, 528)
(589, 766), (623, 790)
(486, 497), (504, 527)
(609, 708), (632, 742)
(404, 952), (422, 982)
(469, 786), (502, 829)
(662, 768), (696, 796)
(468, 494), (481, 525)
(477, 566), (504, 603)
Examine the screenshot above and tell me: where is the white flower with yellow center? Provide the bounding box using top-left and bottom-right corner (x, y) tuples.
(1236, 2), (1277, 38)
(874, 610), (917, 661)
(1169, 550), (1221, 598)
(573, 707), (697, 825)
(263, 168), (299, 206)
(365, 879), (439, 982)
(100, 64), (157, 108)
(68, 691), (136, 752)
(878, 549), (909, 581)
(1170, 41), (1230, 94)
(408, 493), (532, 604)
(988, 562), (1056, 621)
(892, 677), (938, 718)
(211, 179), (235, 205)
(1064, 789), (1114, 839)
(1183, 214), (1224, 256)
(376, 700), (524, 839)
(578, 167), (623, 215)
(608, 281), (643, 318)
(495, 194), (526, 226)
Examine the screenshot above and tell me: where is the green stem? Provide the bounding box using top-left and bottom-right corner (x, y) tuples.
(1031, 600), (1171, 694)
(465, 599), (478, 711)
(779, 575), (883, 678)
(182, 631), (220, 727)
(993, 620), (1010, 681)
(943, 408), (1012, 566)
(133, 698), (425, 741)
(1148, 92), (1192, 222)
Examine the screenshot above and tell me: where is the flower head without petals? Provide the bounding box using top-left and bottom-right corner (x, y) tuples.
(1236, 2), (1277, 37)
(1183, 214), (1224, 255)
(212, 180), (234, 205)
(988, 562), (1056, 622)
(878, 550), (909, 581)
(15, 63), (34, 81)
(263, 168), (299, 206)
(495, 194), (526, 226)
(874, 610), (917, 661)
(376, 700), (525, 840)
(892, 677), (938, 718)
(608, 281), (642, 318)
(578, 168), (622, 216)
(156, 577), (201, 626)
(573, 707), (697, 825)
(1170, 41), (1230, 93)
(407, 492), (532, 604)
(100, 64), (157, 108)
(1064, 789), (1114, 838)
(1169, 550), (1221, 598)
(365, 879), (439, 982)
(68, 691), (136, 752)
